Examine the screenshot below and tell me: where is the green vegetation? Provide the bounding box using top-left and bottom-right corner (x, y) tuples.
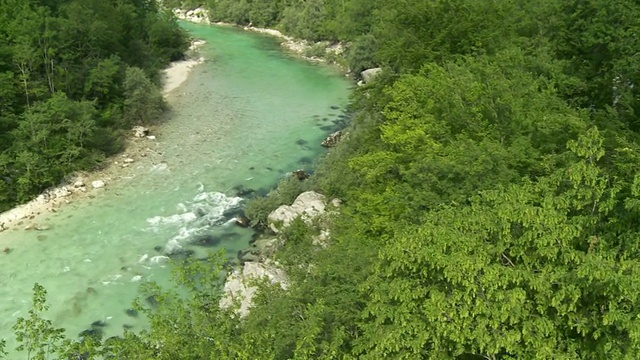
(0, 0), (188, 211)
(6, 0), (640, 359)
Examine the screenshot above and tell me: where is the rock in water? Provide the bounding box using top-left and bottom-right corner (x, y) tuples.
(292, 169), (309, 181)
(191, 235), (221, 247)
(79, 327), (103, 340)
(235, 215), (251, 227)
(91, 320), (107, 328)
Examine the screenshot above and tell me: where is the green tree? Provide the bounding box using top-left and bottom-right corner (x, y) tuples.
(12, 284), (66, 360)
(122, 66), (165, 127)
(357, 128), (640, 358)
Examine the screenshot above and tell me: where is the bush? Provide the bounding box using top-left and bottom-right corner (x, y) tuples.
(347, 34), (378, 75)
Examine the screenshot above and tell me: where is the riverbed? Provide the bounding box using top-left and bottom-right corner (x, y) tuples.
(0, 21), (351, 353)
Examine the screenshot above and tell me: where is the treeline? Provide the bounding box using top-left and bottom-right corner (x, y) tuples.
(6, 0), (640, 359)
(0, 0), (188, 211)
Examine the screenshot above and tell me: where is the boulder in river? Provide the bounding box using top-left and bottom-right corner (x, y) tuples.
(267, 191), (326, 233)
(235, 215), (251, 227)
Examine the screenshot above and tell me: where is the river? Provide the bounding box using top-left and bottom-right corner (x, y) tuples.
(0, 21), (351, 353)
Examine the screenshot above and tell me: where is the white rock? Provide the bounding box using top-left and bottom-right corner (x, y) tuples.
(91, 180), (105, 189)
(220, 261), (288, 317)
(51, 186), (72, 199)
(73, 180), (85, 188)
(132, 126), (149, 138)
(146, 135), (156, 140)
(174, 7), (211, 24)
(124, 158), (134, 164)
(361, 67), (382, 83)
(267, 191), (326, 233)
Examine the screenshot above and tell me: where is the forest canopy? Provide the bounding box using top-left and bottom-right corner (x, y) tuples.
(0, 0), (188, 211)
(4, 0), (640, 359)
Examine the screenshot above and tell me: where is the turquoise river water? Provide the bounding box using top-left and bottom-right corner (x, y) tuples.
(0, 21), (351, 353)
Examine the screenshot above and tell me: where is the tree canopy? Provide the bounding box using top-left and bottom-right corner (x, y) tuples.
(0, 0), (188, 211)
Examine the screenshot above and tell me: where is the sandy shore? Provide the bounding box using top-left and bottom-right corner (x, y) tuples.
(162, 40), (206, 95)
(0, 40), (206, 234)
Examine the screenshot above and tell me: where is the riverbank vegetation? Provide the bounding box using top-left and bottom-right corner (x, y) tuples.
(6, 0), (640, 359)
(0, 0), (189, 212)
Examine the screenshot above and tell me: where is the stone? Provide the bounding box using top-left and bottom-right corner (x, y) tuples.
(91, 180), (105, 189)
(220, 261), (288, 317)
(312, 229), (331, 248)
(50, 186), (72, 198)
(74, 180), (85, 188)
(292, 169), (309, 181)
(174, 7), (211, 24)
(361, 67), (382, 83)
(237, 249), (260, 264)
(267, 191), (327, 233)
(124, 158), (134, 164)
(132, 126), (149, 138)
(146, 135), (156, 140)
(235, 215), (251, 227)
(321, 130), (343, 148)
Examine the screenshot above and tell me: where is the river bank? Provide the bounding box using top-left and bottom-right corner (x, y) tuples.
(173, 7), (349, 70)
(0, 40), (206, 235)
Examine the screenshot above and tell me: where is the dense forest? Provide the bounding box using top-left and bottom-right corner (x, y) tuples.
(5, 0), (640, 359)
(0, 0), (188, 212)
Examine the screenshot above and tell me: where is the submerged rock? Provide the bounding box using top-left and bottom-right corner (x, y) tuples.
(91, 320), (107, 328)
(191, 234), (221, 247)
(79, 327), (103, 340)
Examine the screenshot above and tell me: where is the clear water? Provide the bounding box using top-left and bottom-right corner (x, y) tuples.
(0, 22), (351, 352)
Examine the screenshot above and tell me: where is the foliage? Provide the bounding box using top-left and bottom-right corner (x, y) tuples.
(8, 0), (640, 358)
(0, 0), (188, 212)
(12, 284), (66, 360)
(123, 66), (166, 127)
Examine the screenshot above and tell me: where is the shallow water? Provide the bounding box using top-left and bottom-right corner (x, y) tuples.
(0, 22), (351, 352)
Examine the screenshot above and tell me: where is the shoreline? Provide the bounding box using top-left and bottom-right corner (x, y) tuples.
(0, 40), (206, 234)
(174, 8), (349, 72)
